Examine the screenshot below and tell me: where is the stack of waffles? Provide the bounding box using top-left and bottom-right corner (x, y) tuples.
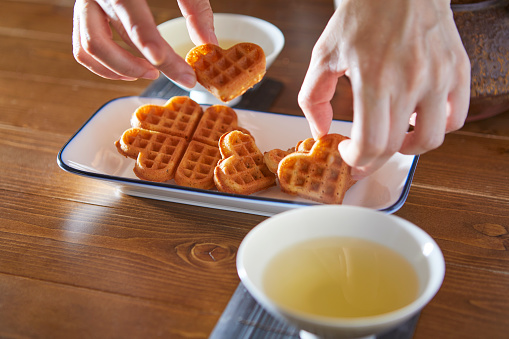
(115, 96), (275, 193)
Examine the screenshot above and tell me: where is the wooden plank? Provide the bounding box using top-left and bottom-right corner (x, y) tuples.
(411, 132), (509, 201)
(0, 273), (218, 339)
(415, 261), (509, 339)
(0, 71), (149, 134)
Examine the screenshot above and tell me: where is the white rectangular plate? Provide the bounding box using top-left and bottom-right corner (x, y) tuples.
(58, 96), (418, 216)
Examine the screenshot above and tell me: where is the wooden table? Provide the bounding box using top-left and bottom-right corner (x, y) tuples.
(1, 0), (508, 338)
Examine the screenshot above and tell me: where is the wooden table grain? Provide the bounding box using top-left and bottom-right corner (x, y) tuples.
(1, 0), (508, 338)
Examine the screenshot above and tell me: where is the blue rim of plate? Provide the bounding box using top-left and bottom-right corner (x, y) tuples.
(57, 96), (419, 214)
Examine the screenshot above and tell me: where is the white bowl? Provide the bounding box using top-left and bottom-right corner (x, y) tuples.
(157, 13), (285, 105)
(237, 205), (445, 339)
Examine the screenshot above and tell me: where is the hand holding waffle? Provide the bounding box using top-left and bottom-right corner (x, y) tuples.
(72, 0), (217, 86)
(298, 0), (470, 180)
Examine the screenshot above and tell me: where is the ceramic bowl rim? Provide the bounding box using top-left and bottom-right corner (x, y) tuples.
(237, 205), (445, 330)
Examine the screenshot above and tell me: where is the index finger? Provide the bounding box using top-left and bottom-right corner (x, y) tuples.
(298, 62), (341, 139)
(112, 0), (197, 87)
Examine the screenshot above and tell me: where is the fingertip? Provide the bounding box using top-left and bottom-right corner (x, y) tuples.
(339, 141), (368, 180)
(338, 138), (350, 153)
(338, 138), (354, 163)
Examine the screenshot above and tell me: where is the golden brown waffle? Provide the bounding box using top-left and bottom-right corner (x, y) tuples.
(173, 105), (242, 189)
(296, 138), (315, 152)
(214, 131), (275, 195)
(116, 97), (252, 189)
(115, 128), (188, 182)
(263, 137), (315, 174)
(193, 105), (238, 147)
(263, 148), (295, 174)
(277, 134), (357, 204)
(186, 43), (266, 102)
(174, 141), (221, 189)
(131, 96), (203, 140)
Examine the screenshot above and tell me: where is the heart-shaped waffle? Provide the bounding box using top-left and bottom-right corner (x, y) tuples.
(192, 105), (239, 147)
(131, 96), (203, 140)
(116, 98), (254, 190)
(174, 140), (222, 189)
(277, 134), (357, 204)
(214, 130), (275, 195)
(263, 148), (294, 174)
(186, 43), (266, 102)
(173, 105), (239, 189)
(295, 138), (315, 152)
(263, 138), (315, 174)
(115, 128), (188, 182)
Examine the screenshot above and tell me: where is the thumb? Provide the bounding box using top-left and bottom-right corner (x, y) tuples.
(178, 0), (218, 45)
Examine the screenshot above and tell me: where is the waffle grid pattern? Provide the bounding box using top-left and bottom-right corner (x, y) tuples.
(214, 131), (275, 194)
(192, 105), (237, 147)
(132, 98), (202, 139)
(117, 128), (187, 182)
(187, 43), (266, 102)
(175, 141), (221, 189)
(277, 134), (355, 204)
(194, 44), (260, 88)
(117, 97), (245, 188)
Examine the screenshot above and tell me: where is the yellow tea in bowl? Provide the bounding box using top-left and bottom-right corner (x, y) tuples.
(263, 237), (419, 318)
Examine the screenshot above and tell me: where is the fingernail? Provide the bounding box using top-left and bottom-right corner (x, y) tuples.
(142, 68), (160, 80)
(177, 73), (196, 88)
(338, 139), (348, 155)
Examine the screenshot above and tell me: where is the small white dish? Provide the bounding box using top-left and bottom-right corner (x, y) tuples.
(237, 205), (445, 338)
(157, 13), (285, 105)
(57, 96), (418, 216)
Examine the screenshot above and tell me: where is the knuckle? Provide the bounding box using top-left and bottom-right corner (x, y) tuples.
(357, 137), (386, 159)
(447, 116), (465, 132)
(310, 40), (342, 74)
(298, 90), (313, 110)
(419, 134), (444, 151)
(385, 140), (402, 156)
(456, 52), (472, 83)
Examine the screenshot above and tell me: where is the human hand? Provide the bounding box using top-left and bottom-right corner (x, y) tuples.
(298, 0), (471, 179)
(72, 0), (218, 86)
